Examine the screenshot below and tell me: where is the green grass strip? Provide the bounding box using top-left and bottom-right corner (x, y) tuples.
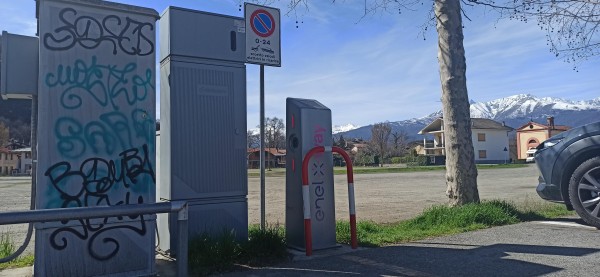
(0, 233), (34, 270)
(336, 200), (574, 247)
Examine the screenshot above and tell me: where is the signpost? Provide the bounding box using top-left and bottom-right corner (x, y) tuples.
(245, 4), (281, 67)
(245, 3), (281, 229)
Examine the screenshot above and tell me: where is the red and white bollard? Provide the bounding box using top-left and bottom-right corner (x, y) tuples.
(301, 146), (357, 256)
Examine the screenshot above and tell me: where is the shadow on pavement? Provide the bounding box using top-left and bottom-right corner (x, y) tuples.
(225, 243), (600, 276)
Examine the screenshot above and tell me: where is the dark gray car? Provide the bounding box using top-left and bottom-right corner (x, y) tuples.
(536, 121), (600, 227)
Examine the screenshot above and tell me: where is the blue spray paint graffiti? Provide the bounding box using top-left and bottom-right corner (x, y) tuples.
(54, 111), (153, 159)
(45, 56), (153, 110)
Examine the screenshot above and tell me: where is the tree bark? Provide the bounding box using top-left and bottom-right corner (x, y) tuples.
(434, 0), (480, 205)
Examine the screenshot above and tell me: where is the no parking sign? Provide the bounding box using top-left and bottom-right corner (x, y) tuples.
(245, 3), (281, 67)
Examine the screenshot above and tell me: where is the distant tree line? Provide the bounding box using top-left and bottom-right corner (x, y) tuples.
(339, 122), (411, 167)
(245, 119), (413, 167)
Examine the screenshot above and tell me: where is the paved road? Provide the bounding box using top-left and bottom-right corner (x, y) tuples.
(221, 218), (600, 276)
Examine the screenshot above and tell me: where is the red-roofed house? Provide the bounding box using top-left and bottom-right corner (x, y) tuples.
(247, 148), (286, 169)
(516, 117), (570, 160)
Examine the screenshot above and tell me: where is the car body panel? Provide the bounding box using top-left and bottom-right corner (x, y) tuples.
(535, 121), (600, 204)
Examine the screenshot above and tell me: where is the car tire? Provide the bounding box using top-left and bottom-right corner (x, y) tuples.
(568, 156), (600, 228)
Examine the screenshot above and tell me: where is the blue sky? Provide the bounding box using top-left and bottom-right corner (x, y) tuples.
(2, 0), (598, 129)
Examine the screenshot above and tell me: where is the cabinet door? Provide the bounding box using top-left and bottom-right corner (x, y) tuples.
(168, 61), (247, 199)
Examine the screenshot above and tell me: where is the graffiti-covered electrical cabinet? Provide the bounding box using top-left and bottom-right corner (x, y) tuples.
(158, 7), (248, 254)
(36, 0), (159, 276)
(286, 98), (336, 250)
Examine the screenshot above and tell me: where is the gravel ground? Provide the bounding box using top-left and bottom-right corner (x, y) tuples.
(0, 164), (543, 255)
(248, 164), (543, 224)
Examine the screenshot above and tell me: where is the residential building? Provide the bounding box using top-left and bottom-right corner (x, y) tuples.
(515, 117), (569, 160)
(13, 147), (32, 175)
(0, 147), (18, 175)
(407, 141), (427, 156)
(418, 118), (513, 164)
(0, 147), (32, 175)
(350, 143), (369, 154)
(247, 148), (286, 169)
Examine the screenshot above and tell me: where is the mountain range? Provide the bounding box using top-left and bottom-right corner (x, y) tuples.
(337, 94), (600, 140)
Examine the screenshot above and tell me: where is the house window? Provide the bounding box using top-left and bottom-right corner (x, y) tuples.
(527, 138), (540, 149)
(478, 133), (486, 142)
(10, 154), (13, 160)
(479, 150), (487, 159)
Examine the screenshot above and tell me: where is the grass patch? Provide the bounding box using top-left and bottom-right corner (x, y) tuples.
(188, 224), (287, 276)
(188, 230), (241, 275)
(513, 196), (576, 220)
(0, 233), (34, 270)
(477, 164), (527, 169)
(336, 200), (572, 247)
(185, 198), (571, 275)
(248, 164), (527, 177)
(240, 225), (287, 265)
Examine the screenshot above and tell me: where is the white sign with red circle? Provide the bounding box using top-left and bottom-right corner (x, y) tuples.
(245, 3), (281, 67)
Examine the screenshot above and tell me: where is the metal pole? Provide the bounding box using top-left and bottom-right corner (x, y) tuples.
(0, 202), (183, 225)
(260, 64), (266, 229)
(177, 204), (188, 277)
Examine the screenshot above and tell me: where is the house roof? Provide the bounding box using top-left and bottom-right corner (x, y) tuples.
(352, 143), (369, 148)
(248, 148), (286, 156)
(516, 121), (570, 131)
(471, 118), (514, 131)
(419, 118), (513, 134)
(11, 147), (31, 153)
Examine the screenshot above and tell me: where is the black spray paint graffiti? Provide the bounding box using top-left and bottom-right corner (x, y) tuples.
(45, 56), (154, 111)
(43, 8), (154, 56)
(45, 144), (154, 260)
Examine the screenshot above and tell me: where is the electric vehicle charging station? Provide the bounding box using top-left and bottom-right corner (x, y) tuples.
(286, 98), (337, 251)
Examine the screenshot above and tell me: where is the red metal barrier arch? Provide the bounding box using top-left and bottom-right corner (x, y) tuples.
(301, 146), (357, 256)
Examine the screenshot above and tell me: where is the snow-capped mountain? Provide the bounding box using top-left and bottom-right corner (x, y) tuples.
(338, 94), (600, 140)
(469, 94), (600, 119)
(333, 124), (360, 134)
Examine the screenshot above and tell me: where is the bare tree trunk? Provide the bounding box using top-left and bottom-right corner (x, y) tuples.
(434, 0), (479, 206)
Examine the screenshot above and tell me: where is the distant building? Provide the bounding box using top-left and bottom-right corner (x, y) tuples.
(407, 140), (427, 156)
(0, 147), (31, 175)
(247, 148), (286, 169)
(419, 118), (513, 164)
(12, 147), (32, 175)
(0, 147), (18, 175)
(515, 117), (569, 160)
(350, 143), (369, 154)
